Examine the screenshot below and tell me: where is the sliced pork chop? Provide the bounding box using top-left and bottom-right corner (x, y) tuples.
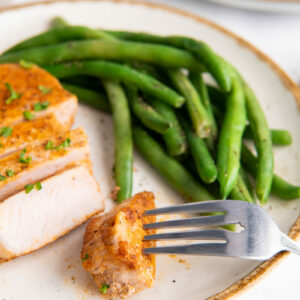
(0, 127), (89, 202)
(82, 192), (156, 299)
(0, 63), (77, 128)
(0, 114), (67, 159)
(0, 164), (104, 263)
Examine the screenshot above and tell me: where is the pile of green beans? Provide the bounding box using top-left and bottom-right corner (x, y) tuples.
(2, 17), (299, 205)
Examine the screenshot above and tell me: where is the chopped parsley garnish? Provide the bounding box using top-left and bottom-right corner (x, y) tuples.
(82, 254), (89, 261)
(45, 140), (53, 150)
(98, 284), (110, 295)
(24, 182), (42, 194)
(35, 182), (42, 190)
(60, 138), (71, 149)
(0, 126), (12, 137)
(19, 60), (34, 69)
(0, 175), (6, 181)
(34, 100), (50, 112)
(38, 85), (52, 95)
(6, 169), (14, 177)
(24, 183), (34, 193)
(23, 111), (35, 121)
(5, 83), (22, 105)
(45, 138), (71, 150)
(18, 149), (32, 164)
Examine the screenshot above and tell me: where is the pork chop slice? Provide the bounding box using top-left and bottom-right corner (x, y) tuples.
(0, 164), (104, 263)
(0, 114), (67, 159)
(0, 63), (77, 128)
(82, 192), (156, 299)
(0, 127), (89, 202)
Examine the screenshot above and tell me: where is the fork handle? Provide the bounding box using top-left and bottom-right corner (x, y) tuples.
(281, 235), (300, 256)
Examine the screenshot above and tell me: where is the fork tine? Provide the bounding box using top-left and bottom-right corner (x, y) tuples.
(144, 214), (236, 229)
(144, 229), (229, 241)
(143, 242), (227, 256)
(144, 200), (247, 216)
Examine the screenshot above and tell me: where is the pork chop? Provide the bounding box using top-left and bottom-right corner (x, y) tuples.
(0, 164), (104, 263)
(82, 192), (156, 299)
(0, 114), (66, 159)
(0, 63), (77, 128)
(0, 127), (89, 202)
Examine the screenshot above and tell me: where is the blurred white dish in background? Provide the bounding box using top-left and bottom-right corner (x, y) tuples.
(205, 0), (300, 13)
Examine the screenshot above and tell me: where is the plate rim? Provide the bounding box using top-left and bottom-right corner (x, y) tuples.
(1, 1), (300, 299)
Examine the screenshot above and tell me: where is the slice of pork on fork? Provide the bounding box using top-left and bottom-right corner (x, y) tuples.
(0, 114), (67, 159)
(0, 63), (77, 128)
(82, 192), (156, 299)
(0, 163), (104, 263)
(0, 127), (89, 202)
(143, 200), (300, 260)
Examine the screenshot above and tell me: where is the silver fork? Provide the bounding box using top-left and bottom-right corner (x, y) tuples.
(143, 200), (300, 260)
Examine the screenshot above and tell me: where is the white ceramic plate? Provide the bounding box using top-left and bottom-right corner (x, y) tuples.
(0, 1), (300, 299)
(205, 0), (300, 13)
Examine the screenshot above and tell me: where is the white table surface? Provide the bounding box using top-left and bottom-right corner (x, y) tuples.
(1, 1), (300, 299)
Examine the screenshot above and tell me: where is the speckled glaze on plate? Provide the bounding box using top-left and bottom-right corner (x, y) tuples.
(0, 1), (300, 300)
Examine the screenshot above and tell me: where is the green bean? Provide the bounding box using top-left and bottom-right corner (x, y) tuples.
(125, 86), (171, 134)
(167, 69), (212, 138)
(217, 77), (247, 199)
(149, 99), (187, 156)
(207, 84), (226, 110)
(271, 130), (292, 146)
(239, 166), (256, 200)
(128, 62), (163, 80)
(3, 26), (114, 54)
(242, 144), (300, 200)
(230, 169), (255, 203)
(190, 73), (218, 139)
(209, 86), (292, 147)
(62, 83), (110, 112)
(211, 104), (223, 122)
(214, 107), (292, 147)
(185, 156), (253, 203)
(271, 176), (300, 200)
(105, 30), (232, 92)
(230, 177), (254, 203)
(244, 85), (273, 204)
(244, 126), (292, 146)
(133, 126), (214, 202)
(50, 16), (69, 29)
(102, 80), (133, 203)
(0, 39), (205, 72)
(180, 116), (217, 184)
(52, 20), (161, 83)
(3, 22), (230, 90)
(63, 75), (105, 91)
(216, 56), (274, 204)
(45, 61), (184, 108)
